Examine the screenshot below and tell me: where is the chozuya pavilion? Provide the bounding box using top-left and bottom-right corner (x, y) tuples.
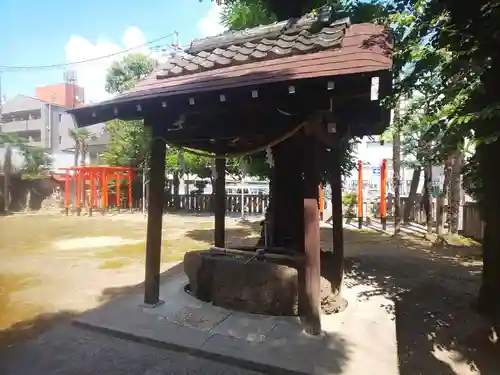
(70, 7), (392, 335)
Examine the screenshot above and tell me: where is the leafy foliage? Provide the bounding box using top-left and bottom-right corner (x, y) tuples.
(103, 120), (151, 169)
(103, 54), (157, 170)
(105, 53), (156, 94)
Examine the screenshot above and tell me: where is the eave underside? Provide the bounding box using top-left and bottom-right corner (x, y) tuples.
(138, 71), (392, 154)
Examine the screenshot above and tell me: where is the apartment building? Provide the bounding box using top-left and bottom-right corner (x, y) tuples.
(0, 94), (107, 170)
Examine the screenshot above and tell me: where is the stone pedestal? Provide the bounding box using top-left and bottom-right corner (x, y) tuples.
(184, 250), (341, 316)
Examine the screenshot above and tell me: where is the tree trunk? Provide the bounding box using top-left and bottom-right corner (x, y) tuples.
(3, 145), (12, 213)
(477, 140), (500, 317)
(173, 171), (180, 210)
(256, 172), (274, 247)
(393, 102), (402, 234)
(403, 167), (421, 224)
(449, 148), (463, 235)
(80, 142), (87, 210)
(437, 158), (451, 237)
(25, 188), (31, 212)
(73, 141), (80, 209)
(423, 160), (433, 236)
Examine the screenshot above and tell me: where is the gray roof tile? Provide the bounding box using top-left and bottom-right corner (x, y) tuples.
(151, 14), (351, 79)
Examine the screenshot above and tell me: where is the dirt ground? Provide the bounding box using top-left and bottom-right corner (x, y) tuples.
(0, 212), (261, 335)
(336, 224), (499, 375)
(1, 212), (498, 374)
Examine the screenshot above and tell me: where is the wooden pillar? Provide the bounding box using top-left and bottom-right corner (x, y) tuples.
(214, 157), (226, 248)
(76, 169), (81, 216)
(64, 171), (70, 216)
(319, 184), (324, 221)
(89, 170), (94, 216)
(128, 170), (133, 212)
(144, 125), (167, 306)
(357, 160), (363, 228)
(329, 144), (344, 300)
(101, 171), (106, 214)
(302, 134), (321, 335)
(92, 172), (98, 208)
(380, 159), (387, 230)
(103, 172), (109, 213)
(116, 174), (121, 212)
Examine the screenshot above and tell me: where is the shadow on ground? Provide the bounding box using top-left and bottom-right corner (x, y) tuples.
(2, 216), (498, 375)
(0, 311), (78, 348)
(336, 228), (498, 375)
(0, 260), (351, 374)
(185, 220), (262, 248)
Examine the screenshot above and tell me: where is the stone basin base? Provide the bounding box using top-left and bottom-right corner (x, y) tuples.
(183, 249), (345, 316)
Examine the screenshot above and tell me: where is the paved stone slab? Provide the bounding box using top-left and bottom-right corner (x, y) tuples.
(74, 273), (399, 375)
(142, 274), (232, 331)
(211, 312), (279, 343)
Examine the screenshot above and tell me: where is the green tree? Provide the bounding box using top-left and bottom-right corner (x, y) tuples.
(103, 120), (151, 169)
(0, 132), (52, 212)
(20, 147), (52, 212)
(105, 53), (156, 94)
(384, 0), (500, 316)
(104, 54), (157, 170)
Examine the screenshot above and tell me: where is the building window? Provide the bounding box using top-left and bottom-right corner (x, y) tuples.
(58, 113), (63, 122)
(59, 136), (62, 144)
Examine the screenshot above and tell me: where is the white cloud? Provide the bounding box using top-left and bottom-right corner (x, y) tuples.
(64, 26), (150, 103)
(197, 3), (226, 37)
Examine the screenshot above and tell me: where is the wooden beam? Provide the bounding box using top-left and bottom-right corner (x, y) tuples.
(214, 157), (226, 247)
(144, 124), (167, 306)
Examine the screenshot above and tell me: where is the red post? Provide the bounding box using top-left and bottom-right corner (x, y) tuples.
(64, 171), (70, 215)
(92, 171), (98, 208)
(128, 169), (133, 212)
(116, 173), (121, 211)
(318, 184), (324, 221)
(357, 160), (363, 229)
(380, 159), (387, 230)
(101, 170), (108, 214)
(89, 170), (94, 216)
(76, 169), (81, 216)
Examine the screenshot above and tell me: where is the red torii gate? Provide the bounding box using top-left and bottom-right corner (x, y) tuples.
(58, 165), (134, 215)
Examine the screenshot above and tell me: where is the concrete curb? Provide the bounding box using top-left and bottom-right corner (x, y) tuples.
(72, 319), (306, 375)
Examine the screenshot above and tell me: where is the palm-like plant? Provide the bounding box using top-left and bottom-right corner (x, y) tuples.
(1, 132), (26, 213)
(69, 128), (91, 212)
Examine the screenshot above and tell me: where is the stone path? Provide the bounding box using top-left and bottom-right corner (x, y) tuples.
(0, 323), (263, 375)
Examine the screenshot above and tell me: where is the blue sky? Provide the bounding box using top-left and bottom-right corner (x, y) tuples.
(0, 0), (224, 103)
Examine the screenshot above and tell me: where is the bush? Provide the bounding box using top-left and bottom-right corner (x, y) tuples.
(342, 192), (357, 219)
(342, 192), (357, 206)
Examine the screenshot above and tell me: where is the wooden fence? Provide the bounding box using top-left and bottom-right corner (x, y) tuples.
(371, 197), (484, 241)
(462, 202), (484, 241)
(174, 194), (270, 214)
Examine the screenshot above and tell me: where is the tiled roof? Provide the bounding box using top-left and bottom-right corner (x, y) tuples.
(70, 12), (392, 127)
(156, 16), (350, 79)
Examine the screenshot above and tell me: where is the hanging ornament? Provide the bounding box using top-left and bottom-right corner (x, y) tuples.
(177, 151), (186, 172)
(240, 157), (248, 177)
(265, 147), (274, 168)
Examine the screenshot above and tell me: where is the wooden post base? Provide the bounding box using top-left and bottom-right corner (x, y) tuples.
(381, 216), (387, 230)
